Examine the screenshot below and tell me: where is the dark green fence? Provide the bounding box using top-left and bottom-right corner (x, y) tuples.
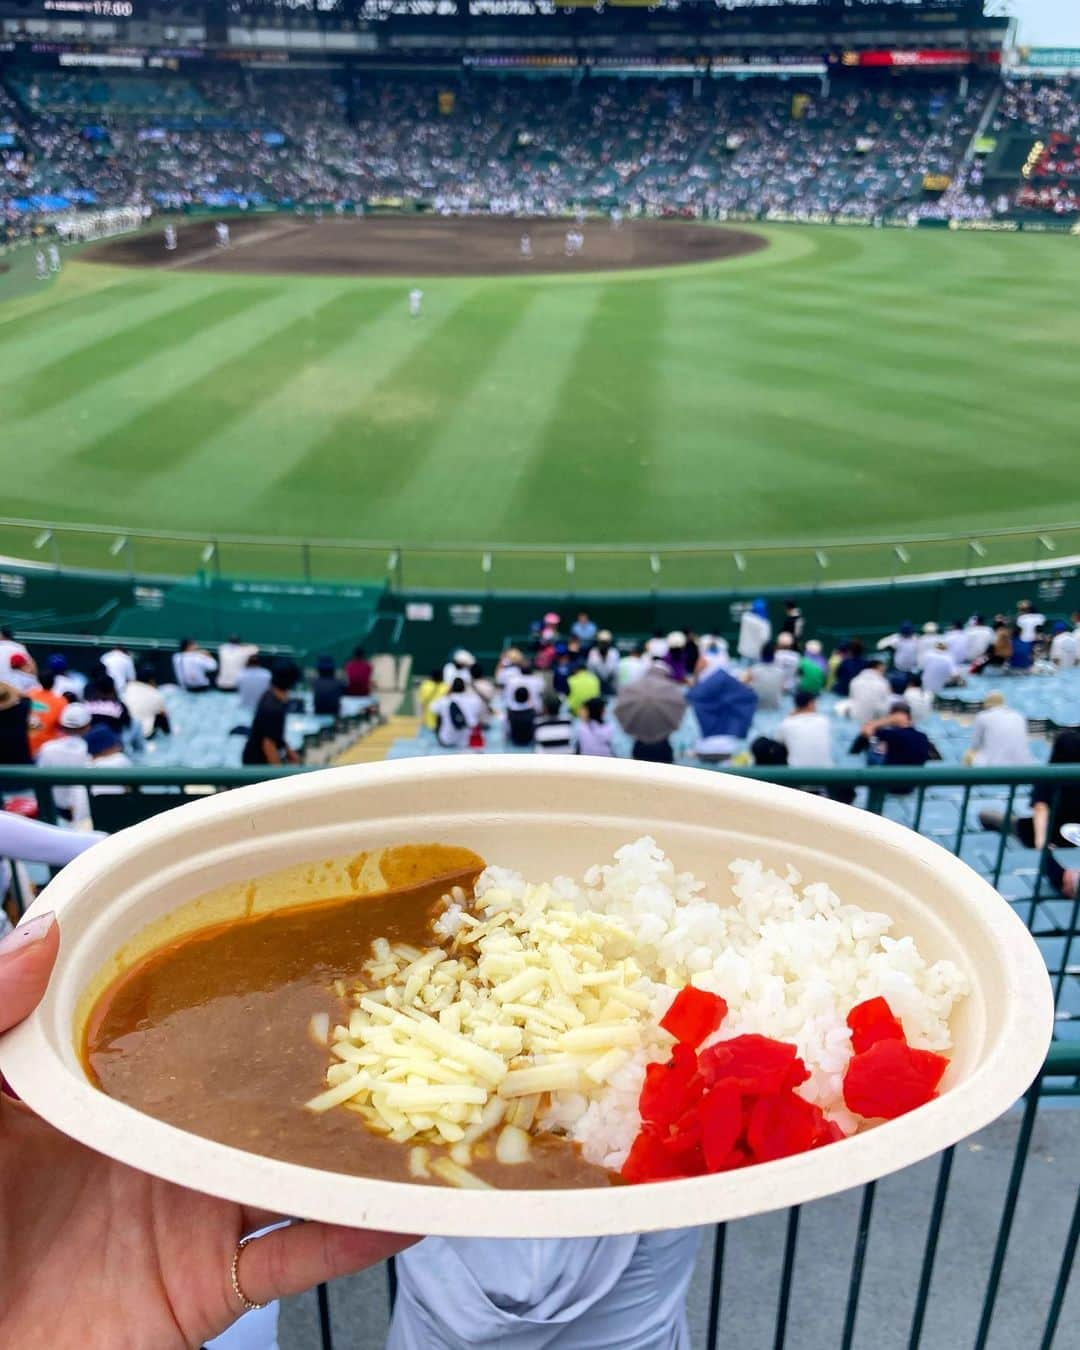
(3, 762), (1077, 1348)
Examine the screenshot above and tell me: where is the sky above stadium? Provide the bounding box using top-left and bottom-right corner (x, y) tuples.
(997, 1), (1080, 45)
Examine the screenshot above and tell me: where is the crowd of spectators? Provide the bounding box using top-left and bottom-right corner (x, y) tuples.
(410, 599), (1080, 896)
(0, 628), (378, 824)
(1, 67), (1036, 231)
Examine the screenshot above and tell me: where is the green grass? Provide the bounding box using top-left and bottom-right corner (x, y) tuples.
(2, 222), (1079, 591)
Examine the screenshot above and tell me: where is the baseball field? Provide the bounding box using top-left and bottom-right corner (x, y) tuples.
(2, 216), (1079, 591)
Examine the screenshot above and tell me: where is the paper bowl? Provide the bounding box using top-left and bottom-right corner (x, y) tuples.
(0, 757), (1053, 1237)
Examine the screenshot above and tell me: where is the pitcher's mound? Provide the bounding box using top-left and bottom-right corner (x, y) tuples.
(84, 214), (768, 278)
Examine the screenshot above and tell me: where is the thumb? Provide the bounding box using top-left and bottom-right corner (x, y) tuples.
(0, 912), (59, 1033)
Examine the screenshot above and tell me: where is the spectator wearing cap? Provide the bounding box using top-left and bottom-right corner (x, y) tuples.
(773, 632), (800, 693)
(5, 653), (37, 694)
(571, 612), (597, 647)
(892, 623), (920, 676)
(966, 692), (1033, 767)
(848, 659), (892, 725)
(85, 724), (133, 794)
(743, 643), (784, 711)
(122, 665), (171, 740)
(695, 636), (731, 683)
(344, 646), (373, 698)
(663, 632), (690, 684)
(442, 649), (475, 687)
(797, 641), (826, 697)
(921, 641), (955, 696)
(311, 656), (346, 718)
(47, 653), (83, 700)
(916, 622), (941, 668)
(586, 631), (620, 697)
(35, 701), (92, 821)
(0, 627), (33, 684)
(737, 600), (771, 664)
(1049, 621), (1078, 669)
(243, 661), (301, 766)
(101, 644), (136, 696)
(575, 697), (615, 757)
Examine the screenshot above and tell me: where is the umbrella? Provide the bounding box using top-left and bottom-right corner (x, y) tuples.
(687, 668), (757, 742)
(613, 667), (687, 743)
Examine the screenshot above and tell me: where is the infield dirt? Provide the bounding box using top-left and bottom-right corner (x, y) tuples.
(83, 214), (767, 278)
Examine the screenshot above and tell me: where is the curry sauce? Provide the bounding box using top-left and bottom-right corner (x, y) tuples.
(83, 860), (612, 1190)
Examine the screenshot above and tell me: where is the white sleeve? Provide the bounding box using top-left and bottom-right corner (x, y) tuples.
(0, 814), (106, 866)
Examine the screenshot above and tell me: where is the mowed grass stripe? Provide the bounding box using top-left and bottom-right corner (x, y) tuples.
(75, 288), (400, 476)
(13, 285), (281, 416)
(0, 277), (164, 350)
(126, 288), (438, 522)
(380, 285), (605, 544)
(259, 285), (536, 531)
(507, 281), (667, 542)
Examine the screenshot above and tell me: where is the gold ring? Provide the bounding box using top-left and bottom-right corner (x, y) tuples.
(230, 1235), (268, 1313)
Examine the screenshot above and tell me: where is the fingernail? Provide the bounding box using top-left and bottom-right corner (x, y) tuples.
(0, 912), (56, 955)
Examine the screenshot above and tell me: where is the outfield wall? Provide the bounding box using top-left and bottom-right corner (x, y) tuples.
(2, 557), (1076, 672)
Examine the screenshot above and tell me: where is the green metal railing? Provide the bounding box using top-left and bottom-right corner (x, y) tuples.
(1, 514), (1079, 593)
(2, 761), (1077, 1347)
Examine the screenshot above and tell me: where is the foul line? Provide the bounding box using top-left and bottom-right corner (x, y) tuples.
(160, 219), (309, 271)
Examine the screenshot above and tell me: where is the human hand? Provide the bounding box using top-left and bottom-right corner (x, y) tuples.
(0, 913), (416, 1349)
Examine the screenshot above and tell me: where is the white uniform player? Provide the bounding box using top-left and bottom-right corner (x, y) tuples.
(164, 224), (177, 251)
(409, 287), (423, 318)
(520, 232), (532, 259)
(215, 221), (230, 248)
(47, 243), (61, 273)
(34, 249), (48, 281)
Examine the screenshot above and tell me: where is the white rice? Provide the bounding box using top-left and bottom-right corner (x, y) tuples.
(473, 837), (970, 1171)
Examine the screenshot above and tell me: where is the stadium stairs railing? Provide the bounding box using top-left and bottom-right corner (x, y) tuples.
(3, 763), (1077, 1350)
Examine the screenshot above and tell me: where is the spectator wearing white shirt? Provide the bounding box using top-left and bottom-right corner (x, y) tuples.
(1049, 622), (1078, 669)
(967, 692), (1033, 767)
(773, 632), (801, 692)
(586, 631), (620, 697)
(776, 692), (834, 768)
(442, 649), (475, 687)
(695, 636), (731, 683)
(85, 725), (133, 793)
(35, 702), (92, 822)
(898, 673), (934, 725)
(964, 615), (994, 664)
(891, 623), (920, 675)
(618, 646), (647, 690)
(46, 654), (84, 699)
(5, 654), (37, 694)
(737, 600), (771, 664)
(173, 638), (218, 692)
(533, 692), (575, 754)
(575, 697), (616, 757)
(0, 627), (32, 683)
(921, 642), (956, 696)
(101, 645), (136, 695)
(916, 622), (941, 667)
(944, 622), (968, 670)
(430, 678), (485, 749)
(848, 660), (892, 725)
(743, 644), (784, 711)
(1016, 601), (1045, 645)
(122, 665), (171, 740)
(217, 635), (258, 691)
